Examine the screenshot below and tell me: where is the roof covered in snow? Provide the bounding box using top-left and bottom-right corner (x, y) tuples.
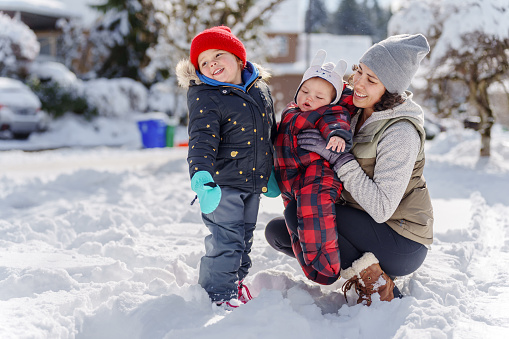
(0, 0), (78, 19)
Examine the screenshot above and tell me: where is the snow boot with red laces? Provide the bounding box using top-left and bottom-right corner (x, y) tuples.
(214, 281), (252, 311)
(341, 252), (397, 306)
(238, 280), (253, 304)
(215, 298), (242, 311)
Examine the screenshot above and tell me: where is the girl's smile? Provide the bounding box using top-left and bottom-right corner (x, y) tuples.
(197, 49), (243, 85)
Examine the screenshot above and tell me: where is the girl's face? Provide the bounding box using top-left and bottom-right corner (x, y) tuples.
(296, 77), (335, 112)
(197, 49), (243, 85)
(352, 63), (386, 114)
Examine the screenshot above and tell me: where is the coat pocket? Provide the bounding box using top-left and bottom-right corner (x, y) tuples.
(216, 145), (251, 159)
(214, 145), (251, 182)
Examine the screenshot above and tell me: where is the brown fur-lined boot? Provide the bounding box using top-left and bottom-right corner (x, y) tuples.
(341, 252), (396, 306)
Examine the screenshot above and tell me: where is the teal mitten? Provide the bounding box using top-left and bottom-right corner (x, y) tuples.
(191, 171), (222, 214)
(263, 167), (281, 198)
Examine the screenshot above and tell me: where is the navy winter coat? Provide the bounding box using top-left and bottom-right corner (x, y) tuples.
(176, 59), (277, 194)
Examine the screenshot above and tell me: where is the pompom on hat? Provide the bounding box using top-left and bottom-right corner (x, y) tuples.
(295, 49), (348, 105)
(190, 26), (247, 70)
(359, 33), (430, 94)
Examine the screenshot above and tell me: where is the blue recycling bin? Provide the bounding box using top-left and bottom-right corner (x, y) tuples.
(137, 119), (167, 148)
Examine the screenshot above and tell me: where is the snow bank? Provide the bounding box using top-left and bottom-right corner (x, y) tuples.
(0, 121), (508, 338)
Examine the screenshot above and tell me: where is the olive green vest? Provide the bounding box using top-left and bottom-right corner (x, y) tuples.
(342, 117), (434, 245)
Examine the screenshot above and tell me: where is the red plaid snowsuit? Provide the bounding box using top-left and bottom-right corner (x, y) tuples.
(274, 88), (355, 285)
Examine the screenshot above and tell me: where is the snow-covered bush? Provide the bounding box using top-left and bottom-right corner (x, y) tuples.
(0, 12), (40, 78)
(147, 80), (187, 123)
(28, 61), (97, 119)
(30, 61), (80, 89)
(28, 79), (97, 120)
(82, 78), (148, 117)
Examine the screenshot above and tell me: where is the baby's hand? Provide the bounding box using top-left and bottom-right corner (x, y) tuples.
(326, 136), (346, 153)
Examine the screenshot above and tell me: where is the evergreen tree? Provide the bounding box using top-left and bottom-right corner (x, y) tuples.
(305, 0), (329, 33)
(330, 0), (374, 36)
(367, 0), (391, 42)
(87, 0), (162, 85)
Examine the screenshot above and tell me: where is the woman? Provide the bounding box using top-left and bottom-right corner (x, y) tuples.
(265, 34), (434, 306)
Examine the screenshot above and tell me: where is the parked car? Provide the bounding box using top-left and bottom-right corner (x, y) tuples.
(0, 77), (48, 139)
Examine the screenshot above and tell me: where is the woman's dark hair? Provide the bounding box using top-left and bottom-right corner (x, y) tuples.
(348, 64), (405, 111)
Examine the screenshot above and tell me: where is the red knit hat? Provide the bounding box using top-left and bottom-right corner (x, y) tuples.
(190, 26), (247, 70)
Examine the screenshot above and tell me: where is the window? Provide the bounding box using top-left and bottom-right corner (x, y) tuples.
(273, 35), (289, 58)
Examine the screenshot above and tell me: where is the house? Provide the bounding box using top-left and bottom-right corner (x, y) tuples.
(0, 0), (79, 60)
(265, 0), (373, 113)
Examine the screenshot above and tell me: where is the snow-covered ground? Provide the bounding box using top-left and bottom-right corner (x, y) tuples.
(1, 117), (509, 338)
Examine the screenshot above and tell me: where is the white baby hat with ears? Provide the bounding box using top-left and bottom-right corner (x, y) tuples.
(294, 49), (348, 105)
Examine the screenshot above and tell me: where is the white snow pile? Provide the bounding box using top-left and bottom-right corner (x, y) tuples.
(0, 119), (509, 338)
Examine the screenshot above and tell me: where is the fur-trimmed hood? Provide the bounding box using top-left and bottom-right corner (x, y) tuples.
(176, 58), (271, 89)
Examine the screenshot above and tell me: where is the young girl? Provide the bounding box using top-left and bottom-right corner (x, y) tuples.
(176, 26), (278, 309)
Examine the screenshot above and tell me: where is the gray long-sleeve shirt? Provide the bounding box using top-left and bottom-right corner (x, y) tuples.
(337, 98), (422, 223)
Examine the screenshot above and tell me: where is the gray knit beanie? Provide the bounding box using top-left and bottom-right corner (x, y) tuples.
(359, 34), (430, 94)
(295, 49), (347, 105)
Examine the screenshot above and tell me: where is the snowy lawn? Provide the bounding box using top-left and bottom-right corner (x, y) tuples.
(0, 119), (508, 338)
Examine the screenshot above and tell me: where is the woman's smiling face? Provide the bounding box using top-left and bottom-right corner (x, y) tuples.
(197, 49), (243, 85)
(351, 63), (386, 114)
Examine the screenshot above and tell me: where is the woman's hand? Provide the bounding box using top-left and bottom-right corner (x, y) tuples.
(298, 130), (355, 171)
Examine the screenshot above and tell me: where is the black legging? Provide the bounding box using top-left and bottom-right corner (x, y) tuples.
(265, 199), (428, 278)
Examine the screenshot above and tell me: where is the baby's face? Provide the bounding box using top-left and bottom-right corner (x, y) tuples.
(197, 49), (243, 84)
(296, 77), (335, 112)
